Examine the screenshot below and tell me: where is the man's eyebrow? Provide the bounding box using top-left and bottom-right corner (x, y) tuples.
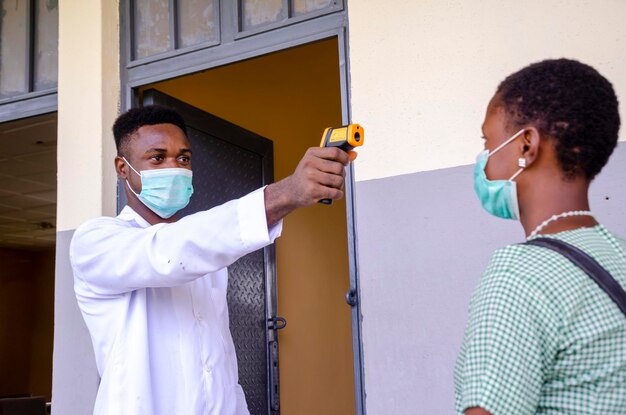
(144, 147), (167, 154)
(142, 147), (192, 154)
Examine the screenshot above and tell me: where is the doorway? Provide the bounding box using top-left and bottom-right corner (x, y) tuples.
(138, 37), (356, 414)
(0, 113), (57, 408)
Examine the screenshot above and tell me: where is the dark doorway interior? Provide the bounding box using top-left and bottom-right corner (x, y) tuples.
(0, 112), (57, 408)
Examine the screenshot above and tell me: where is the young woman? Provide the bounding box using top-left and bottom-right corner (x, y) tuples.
(454, 59), (625, 415)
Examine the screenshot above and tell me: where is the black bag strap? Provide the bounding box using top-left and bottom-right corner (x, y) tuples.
(524, 237), (626, 317)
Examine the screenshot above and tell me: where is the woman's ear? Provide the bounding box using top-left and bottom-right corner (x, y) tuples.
(115, 156), (128, 179)
(520, 127), (540, 167)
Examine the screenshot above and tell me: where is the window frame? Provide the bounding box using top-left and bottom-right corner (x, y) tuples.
(236, 0), (344, 39)
(125, 0), (344, 66)
(128, 0), (222, 65)
(0, 0), (58, 122)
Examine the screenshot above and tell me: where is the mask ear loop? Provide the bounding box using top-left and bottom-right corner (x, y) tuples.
(122, 156), (142, 195)
(122, 156), (142, 177)
(508, 166), (524, 181)
(508, 153), (527, 181)
(488, 129), (526, 181)
(489, 128), (526, 156)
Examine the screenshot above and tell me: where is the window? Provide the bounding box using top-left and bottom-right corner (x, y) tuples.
(241, 0), (335, 31)
(0, 0), (59, 100)
(128, 0), (342, 63)
(132, 0), (219, 60)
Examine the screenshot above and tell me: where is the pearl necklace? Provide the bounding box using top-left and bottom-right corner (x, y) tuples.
(527, 210), (594, 239)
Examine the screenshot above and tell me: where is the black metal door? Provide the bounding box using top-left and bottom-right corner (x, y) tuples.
(120, 89), (281, 414)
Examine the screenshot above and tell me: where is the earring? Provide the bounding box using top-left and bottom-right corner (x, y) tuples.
(518, 158), (526, 168)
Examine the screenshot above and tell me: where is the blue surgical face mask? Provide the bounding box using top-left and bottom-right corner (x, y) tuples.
(123, 157), (194, 219)
(473, 129), (525, 220)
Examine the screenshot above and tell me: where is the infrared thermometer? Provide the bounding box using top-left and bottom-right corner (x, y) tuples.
(318, 124), (364, 204)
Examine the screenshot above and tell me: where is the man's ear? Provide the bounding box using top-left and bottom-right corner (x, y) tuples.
(115, 156), (128, 179)
(520, 127), (540, 167)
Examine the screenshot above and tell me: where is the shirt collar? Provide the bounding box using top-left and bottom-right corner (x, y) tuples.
(118, 205), (152, 229)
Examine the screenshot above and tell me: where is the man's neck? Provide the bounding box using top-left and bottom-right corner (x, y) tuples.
(125, 191), (177, 225)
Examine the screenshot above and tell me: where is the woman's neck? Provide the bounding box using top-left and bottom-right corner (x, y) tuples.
(519, 175), (596, 238)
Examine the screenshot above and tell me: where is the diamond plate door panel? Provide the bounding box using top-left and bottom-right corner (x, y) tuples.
(227, 249), (268, 414)
(138, 89), (278, 415)
(180, 126), (263, 209)
(139, 90), (280, 415)
(178, 127), (270, 414)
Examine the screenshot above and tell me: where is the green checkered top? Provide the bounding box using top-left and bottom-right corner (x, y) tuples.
(454, 225), (626, 415)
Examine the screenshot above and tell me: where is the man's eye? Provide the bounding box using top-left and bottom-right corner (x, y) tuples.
(178, 156), (191, 163)
(150, 155), (163, 161)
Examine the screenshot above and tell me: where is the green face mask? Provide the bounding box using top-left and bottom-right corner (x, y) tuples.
(123, 157), (194, 219)
(473, 129), (525, 220)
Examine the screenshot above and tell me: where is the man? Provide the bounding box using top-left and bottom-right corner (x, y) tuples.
(70, 105), (355, 414)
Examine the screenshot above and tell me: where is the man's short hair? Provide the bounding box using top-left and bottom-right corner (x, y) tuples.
(496, 58), (620, 181)
(113, 105), (188, 155)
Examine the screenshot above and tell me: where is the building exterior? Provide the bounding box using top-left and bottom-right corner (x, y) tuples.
(1, 1), (625, 414)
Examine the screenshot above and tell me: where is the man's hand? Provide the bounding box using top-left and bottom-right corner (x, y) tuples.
(264, 147), (355, 226)
(282, 147), (351, 206)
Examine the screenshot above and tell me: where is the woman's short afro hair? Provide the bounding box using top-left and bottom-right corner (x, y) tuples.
(496, 58), (620, 181)
(113, 105), (188, 155)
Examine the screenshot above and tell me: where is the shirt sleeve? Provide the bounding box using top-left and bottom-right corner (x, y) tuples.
(454, 251), (557, 415)
(71, 187), (282, 296)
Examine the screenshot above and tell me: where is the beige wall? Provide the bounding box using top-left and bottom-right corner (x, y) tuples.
(54, 1), (120, 412)
(57, 0), (120, 231)
(348, 0), (626, 181)
(145, 37), (356, 415)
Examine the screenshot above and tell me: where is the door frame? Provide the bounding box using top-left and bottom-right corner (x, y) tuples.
(120, 3), (366, 413)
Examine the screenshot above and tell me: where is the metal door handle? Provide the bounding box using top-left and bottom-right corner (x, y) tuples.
(268, 316), (287, 330)
(267, 317), (285, 412)
(345, 289), (358, 307)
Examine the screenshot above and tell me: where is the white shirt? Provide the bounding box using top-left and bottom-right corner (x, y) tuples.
(70, 188), (282, 415)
